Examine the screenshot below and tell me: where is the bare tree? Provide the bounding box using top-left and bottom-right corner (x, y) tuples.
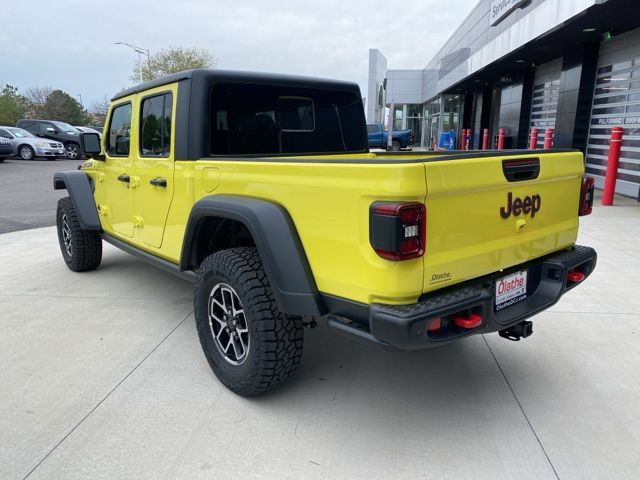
(25, 86), (52, 118)
(89, 95), (110, 126)
(132, 45), (216, 82)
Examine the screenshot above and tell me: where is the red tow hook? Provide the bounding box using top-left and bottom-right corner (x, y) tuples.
(567, 270), (585, 283)
(452, 313), (482, 329)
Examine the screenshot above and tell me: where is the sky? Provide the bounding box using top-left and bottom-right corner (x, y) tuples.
(0, 0), (477, 111)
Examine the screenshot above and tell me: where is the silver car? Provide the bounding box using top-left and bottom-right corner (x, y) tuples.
(0, 126), (66, 160)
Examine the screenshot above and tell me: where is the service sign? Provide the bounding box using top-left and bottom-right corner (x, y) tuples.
(490, 0), (528, 26)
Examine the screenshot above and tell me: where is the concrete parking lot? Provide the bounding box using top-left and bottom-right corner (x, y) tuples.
(0, 180), (639, 478)
(0, 157), (81, 234)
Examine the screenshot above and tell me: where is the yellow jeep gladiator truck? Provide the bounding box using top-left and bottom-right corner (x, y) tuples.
(53, 69), (597, 395)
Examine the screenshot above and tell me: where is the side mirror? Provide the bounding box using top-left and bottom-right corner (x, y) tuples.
(80, 132), (102, 157)
(46, 127), (56, 133)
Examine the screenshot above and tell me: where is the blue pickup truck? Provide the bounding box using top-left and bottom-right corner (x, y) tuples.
(366, 122), (413, 151)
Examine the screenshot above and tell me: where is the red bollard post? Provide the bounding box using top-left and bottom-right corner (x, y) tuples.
(602, 126), (624, 206)
(497, 128), (505, 150)
(529, 128), (539, 149)
(543, 129), (554, 149)
(482, 128), (489, 150)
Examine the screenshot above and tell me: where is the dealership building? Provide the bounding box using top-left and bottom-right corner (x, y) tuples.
(367, 0), (640, 197)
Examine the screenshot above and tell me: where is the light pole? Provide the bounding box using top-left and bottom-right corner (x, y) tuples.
(76, 94), (83, 107)
(115, 42), (150, 83)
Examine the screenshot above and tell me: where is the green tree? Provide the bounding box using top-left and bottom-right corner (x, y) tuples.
(132, 45), (216, 82)
(0, 84), (30, 125)
(44, 90), (90, 124)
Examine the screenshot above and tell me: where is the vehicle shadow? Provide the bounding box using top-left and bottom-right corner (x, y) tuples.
(258, 316), (544, 416)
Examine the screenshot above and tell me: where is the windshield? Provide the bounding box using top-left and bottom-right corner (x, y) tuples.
(7, 127), (35, 138)
(51, 121), (79, 133)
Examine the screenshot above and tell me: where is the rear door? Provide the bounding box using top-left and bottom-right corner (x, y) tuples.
(131, 86), (176, 248)
(422, 151), (584, 293)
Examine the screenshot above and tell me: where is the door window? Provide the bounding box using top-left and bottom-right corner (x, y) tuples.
(140, 93), (172, 156)
(107, 103), (132, 156)
(0, 129), (10, 138)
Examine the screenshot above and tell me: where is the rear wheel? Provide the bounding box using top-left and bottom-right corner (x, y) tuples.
(56, 197), (102, 272)
(388, 140), (401, 151)
(19, 145), (34, 160)
(194, 247), (304, 396)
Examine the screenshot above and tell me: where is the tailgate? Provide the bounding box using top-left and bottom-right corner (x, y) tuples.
(422, 151), (584, 294)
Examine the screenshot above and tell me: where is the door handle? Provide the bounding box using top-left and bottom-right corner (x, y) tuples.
(149, 177), (167, 187)
(117, 174), (130, 183)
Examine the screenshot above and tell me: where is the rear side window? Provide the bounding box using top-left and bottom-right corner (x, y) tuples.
(209, 83), (366, 155)
(107, 103), (132, 156)
(366, 125), (378, 134)
(140, 92), (173, 156)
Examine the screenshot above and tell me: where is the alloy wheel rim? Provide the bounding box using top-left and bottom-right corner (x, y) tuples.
(21, 147), (32, 159)
(67, 145), (78, 159)
(61, 214), (72, 257)
(208, 283), (250, 365)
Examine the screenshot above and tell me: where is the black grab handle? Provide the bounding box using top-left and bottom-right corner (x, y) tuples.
(502, 158), (540, 182)
(149, 178), (167, 187)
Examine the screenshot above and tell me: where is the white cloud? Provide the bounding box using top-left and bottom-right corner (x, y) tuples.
(0, 0), (477, 108)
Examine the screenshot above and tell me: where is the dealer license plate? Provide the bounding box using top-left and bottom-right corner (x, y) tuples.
(495, 270), (528, 311)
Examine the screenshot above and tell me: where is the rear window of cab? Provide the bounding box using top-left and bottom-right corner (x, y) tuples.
(209, 83), (365, 155)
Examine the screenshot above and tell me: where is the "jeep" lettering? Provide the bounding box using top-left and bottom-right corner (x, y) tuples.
(500, 192), (541, 219)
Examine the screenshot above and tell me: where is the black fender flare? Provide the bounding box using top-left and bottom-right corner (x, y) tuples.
(180, 195), (326, 316)
(53, 170), (101, 231)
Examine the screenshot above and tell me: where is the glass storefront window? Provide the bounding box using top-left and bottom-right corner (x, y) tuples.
(442, 95), (461, 135)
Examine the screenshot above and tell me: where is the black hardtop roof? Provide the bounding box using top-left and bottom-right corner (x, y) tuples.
(111, 69), (361, 102)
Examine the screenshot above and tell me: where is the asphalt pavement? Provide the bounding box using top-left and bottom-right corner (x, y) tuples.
(0, 157), (82, 234)
(0, 190), (639, 479)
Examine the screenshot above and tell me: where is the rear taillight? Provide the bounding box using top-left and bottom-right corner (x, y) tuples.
(579, 176), (595, 216)
(369, 202), (426, 260)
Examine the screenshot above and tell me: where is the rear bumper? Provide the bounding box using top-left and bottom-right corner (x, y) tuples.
(366, 245), (596, 350)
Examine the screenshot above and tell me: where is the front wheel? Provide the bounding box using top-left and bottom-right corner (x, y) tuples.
(19, 145), (35, 160)
(194, 247), (304, 396)
(65, 143), (81, 160)
(56, 197), (102, 272)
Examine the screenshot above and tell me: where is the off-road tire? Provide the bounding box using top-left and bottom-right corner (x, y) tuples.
(388, 140), (401, 151)
(56, 197), (102, 272)
(194, 247), (304, 396)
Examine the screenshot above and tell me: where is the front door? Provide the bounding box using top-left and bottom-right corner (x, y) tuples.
(132, 88), (176, 248)
(103, 102), (135, 238)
